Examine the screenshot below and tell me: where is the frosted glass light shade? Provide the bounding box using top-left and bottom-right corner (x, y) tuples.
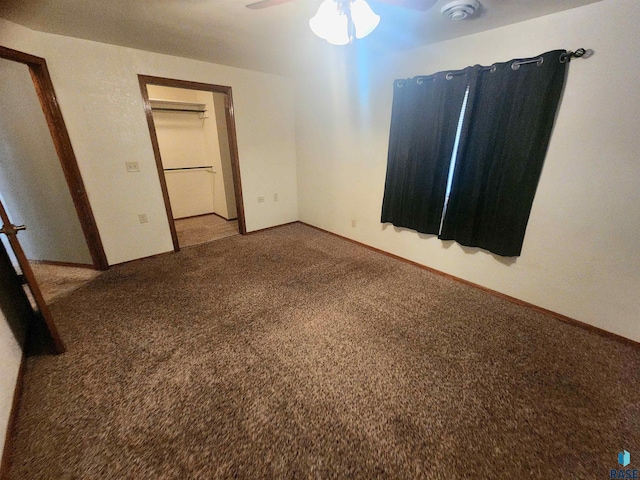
(309, 0), (379, 45)
(309, 0), (350, 46)
(351, 0), (380, 39)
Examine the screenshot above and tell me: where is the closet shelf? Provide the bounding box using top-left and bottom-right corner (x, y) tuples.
(149, 99), (207, 113)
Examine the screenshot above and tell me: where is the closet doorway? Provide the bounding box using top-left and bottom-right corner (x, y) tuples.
(139, 76), (246, 251)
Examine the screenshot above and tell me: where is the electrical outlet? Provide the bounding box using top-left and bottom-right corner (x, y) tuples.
(126, 161), (140, 173)
(273, 193), (278, 202)
(351, 219), (357, 228)
(138, 213), (149, 224)
(257, 197), (265, 203)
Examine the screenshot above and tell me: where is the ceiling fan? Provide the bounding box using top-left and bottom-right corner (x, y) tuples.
(246, 0), (438, 45)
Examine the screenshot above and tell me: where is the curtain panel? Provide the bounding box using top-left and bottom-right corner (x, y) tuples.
(382, 49), (568, 257)
(381, 71), (469, 235)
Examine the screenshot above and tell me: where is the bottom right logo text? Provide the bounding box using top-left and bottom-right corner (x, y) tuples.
(611, 450), (638, 479)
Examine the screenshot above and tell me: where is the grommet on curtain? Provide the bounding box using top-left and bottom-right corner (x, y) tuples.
(416, 78), (424, 85)
(511, 57), (543, 70)
(395, 79), (406, 88)
(446, 72), (454, 80)
(490, 65), (497, 73)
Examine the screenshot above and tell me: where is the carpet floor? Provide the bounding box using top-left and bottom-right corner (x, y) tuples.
(175, 214), (239, 248)
(29, 262), (101, 304)
(7, 224), (639, 479)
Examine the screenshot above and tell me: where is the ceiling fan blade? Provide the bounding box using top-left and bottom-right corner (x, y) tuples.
(246, 0), (296, 9)
(376, 0), (437, 11)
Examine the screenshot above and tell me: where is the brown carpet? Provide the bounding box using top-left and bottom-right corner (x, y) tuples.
(175, 214), (239, 247)
(7, 224), (639, 479)
(29, 262), (101, 304)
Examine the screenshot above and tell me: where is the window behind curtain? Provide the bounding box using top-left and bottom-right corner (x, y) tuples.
(382, 50), (568, 257)
(381, 70), (469, 236)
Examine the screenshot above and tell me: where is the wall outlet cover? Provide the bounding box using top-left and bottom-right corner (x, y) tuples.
(126, 161), (140, 172)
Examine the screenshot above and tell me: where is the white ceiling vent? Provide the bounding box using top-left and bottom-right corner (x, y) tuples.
(441, 0), (480, 21)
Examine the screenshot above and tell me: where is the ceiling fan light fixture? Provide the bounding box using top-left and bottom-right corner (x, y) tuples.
(309, 0), (380, 45)
(309, 0), (350, 45)
(325, 16), (351, 45)
(351, 0), (380, 39)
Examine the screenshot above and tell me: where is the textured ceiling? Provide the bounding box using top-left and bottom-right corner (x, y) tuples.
(0, 0), (602, 76)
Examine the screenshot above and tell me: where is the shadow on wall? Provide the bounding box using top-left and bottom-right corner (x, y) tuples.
(383, 224), (518, 266)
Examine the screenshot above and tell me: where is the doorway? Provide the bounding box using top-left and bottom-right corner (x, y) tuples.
(138, 76), (246, 251)
(0, 46), (107, 271)
(0, 46), (108, 353)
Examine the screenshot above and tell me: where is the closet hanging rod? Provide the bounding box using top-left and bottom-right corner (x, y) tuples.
(164, 166), (213, 171)
(152, 107), (207, 113)
(149, 99), (207, 113)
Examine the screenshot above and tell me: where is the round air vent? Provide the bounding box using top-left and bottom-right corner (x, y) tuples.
(441, 0), (480, 21)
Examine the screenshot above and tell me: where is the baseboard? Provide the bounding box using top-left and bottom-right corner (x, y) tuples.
(246, 221), (299, 236)
(174, 212), (238, 222)
(174, 212), (214, 221)
(28, 259), (97, 270)
(212, 212), (238, 222)
(0, 352), (26, 480)
(298, 221), (638, 348)
(113, 250), (174, 267)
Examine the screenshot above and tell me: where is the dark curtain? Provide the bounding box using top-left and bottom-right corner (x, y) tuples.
(439, 50), (568, 256)
(381, 71), (469, 234)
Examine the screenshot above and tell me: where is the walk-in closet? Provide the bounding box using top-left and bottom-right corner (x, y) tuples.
(147, 85), (240, 247)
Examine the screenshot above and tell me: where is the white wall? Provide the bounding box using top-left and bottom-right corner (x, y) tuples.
(212, 92), (238, 220)
(147, 85), (212, 171)
(0, 58), (92, 264)
(0, 19), (299, 265)
(0, 309), (22, 458)
(197, 90), (236, 220)
(295, 0), (640, 342)
(0, 243), (27, 459)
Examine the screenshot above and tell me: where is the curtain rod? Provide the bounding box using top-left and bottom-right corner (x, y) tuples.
(444, 48), (591, 78)
(399, 49), (592, 86)
(560, 48), (590, 62)
(513, 48), (591, 70)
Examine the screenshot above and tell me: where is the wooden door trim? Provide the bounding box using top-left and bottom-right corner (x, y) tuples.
(138, 74), (247, 254)
(0, 45), (109, 270)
